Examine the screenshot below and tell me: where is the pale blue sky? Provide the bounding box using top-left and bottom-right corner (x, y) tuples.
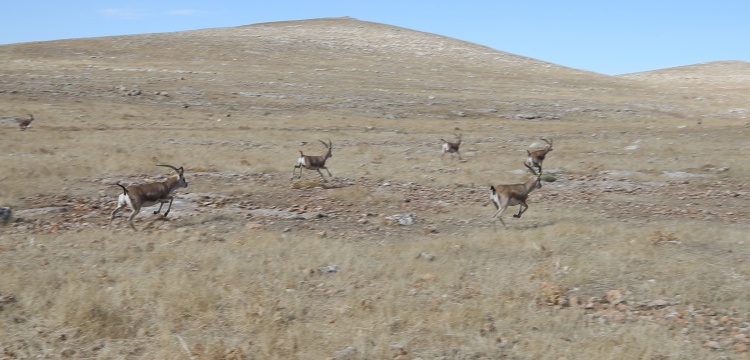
(2, 1), (748, 75)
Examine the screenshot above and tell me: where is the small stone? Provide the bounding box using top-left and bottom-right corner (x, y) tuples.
(60, 349), (76, 357)
(704, 340), (721, 350)
(246, 223), (265, 230)
(648, 299), (670, 308)
(319, 265), (340, 273)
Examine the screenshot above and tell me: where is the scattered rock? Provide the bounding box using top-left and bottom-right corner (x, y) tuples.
(0, 207), (11, 223)
(701, 164), (730, 173)
(319, 265), (340, 273)
(387, 213), (415, 226)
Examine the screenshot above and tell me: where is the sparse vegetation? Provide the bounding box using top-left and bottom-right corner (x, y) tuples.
(1, 17), (749, 359)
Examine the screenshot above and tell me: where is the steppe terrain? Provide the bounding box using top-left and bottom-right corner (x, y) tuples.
(1, 17), (750, 359)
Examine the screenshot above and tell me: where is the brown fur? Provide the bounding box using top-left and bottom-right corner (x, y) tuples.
(17, 114), (34, 131)
(525, 138), (553, 174)
(490, 174), (542, 229)
(109, 165), (188, 231)
(292, 140), (333, 180)
(441, 133), (462, 160)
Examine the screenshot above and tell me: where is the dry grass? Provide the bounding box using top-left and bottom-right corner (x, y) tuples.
(2, 17), (750, 359)
(3, 215), (748, 358)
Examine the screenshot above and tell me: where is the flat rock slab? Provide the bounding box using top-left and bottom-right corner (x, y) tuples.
(14, 207), (68, 218)
(249, 208), (325, 220)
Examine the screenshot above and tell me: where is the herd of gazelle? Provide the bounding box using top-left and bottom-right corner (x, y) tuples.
(108, 136), (553, 231)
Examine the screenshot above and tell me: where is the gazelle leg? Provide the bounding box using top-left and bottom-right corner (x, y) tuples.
(491, 205), (508, 228)
(109, 204), (125, 227)
(513, 202), (528, 218)
(154, 201), (165, 214)
(127, 208), (141, 231)
(163, 197), (175, 217)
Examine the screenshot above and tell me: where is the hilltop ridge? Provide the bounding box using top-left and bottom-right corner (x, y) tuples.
(0, 17), (746, 122)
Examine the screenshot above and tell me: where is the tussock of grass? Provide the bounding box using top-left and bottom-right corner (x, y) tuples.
(540, 173), (557, 182)
(290, 177), (324, 189)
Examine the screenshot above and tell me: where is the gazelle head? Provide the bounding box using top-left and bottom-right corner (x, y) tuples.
(157, 164), (188, 188)
(319, 139), (333, 158)
(541, 137), (553, 151)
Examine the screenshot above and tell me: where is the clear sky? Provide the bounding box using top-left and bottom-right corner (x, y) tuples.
(2, 1), (748, 75)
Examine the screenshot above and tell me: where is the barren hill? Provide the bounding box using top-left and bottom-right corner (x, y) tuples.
(620, 60), (750, 94)
(2, 17), (743, 122)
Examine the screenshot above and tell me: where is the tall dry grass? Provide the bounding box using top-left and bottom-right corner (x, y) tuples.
(2, 210), (748, 358)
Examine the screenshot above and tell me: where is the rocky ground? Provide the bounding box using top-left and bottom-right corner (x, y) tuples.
(3, 169), (750, 356)
(5, 168), (749, 238)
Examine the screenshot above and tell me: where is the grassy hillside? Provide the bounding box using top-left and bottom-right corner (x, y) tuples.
(1, 17), (749, 359)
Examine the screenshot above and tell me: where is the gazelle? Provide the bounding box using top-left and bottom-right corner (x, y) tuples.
(17, 114), (34, 131)
(489, 167), (543, 228)
(525, 137), (553, 174)
(109, 164), (188, 231)
(292, 140), (333, 180)
(441, 133), (462, 160)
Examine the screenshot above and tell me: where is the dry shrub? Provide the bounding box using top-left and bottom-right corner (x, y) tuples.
(650, 230), (680, 245)
(540, 173), (557, 182)
(290, 178), (323, 189)
(538, 281), (568, 307)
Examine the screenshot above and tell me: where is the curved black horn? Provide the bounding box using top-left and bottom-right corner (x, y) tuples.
(157, 164), (183, 175)
(319, 140), (330, 148)
(524, 163), (539, 177)
(541, 137), (552, 146)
